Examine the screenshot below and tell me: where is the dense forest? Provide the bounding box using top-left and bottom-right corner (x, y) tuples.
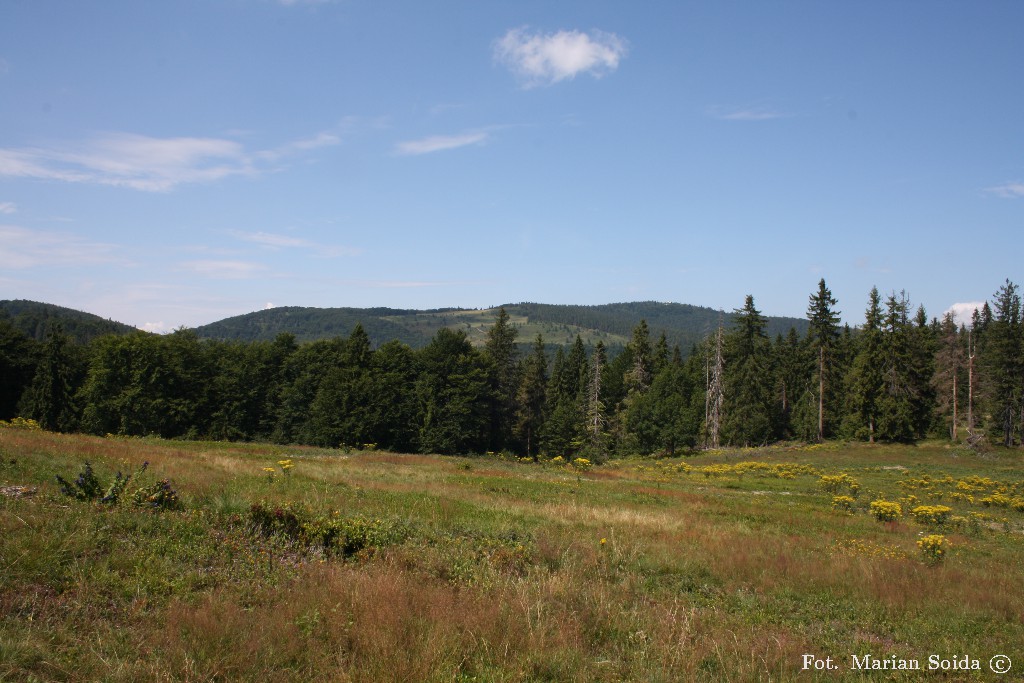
(3, 279), (1022, 457)
(191, 301), (807, 352)
(0, 300), (138, 343)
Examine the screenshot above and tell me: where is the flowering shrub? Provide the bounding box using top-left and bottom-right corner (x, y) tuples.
(819, 473), (860, 497)
(832, 495), (856, 512)
(248, 502), (408, 558)
(832, 538), (907, 560)
(0, 417), (41, 430)
(572, 457), (593, 472)
(870, 500), (902, 522)
(981, 493), (1012, 508)
(917, 534), (948, 564)
(911, 505), (952, 527)
(55, 461), (180, 510)
(132, 479), (182, 510)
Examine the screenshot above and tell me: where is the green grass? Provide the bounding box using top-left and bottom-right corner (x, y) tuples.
(2, 429), (1023, 681)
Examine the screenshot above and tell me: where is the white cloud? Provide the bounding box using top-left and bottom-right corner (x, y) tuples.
(946, 302), (985, 326)
(0, 225), (122, 269)
(707, 105), (789, 121)
(232, 230), (314, 248)
(264, 302), (276, 310)
(494, 27), (627, 88)
(179, 260), (267, 279)
(256, 131), (341, 163)
(141, 321), (169, 334)
(985, 182), (1024, 199)
(0, 134), (251, 192)
(394, 131), (489, 156)
(0, 128), (341, 192)
(230, 229), (361, 257)
(0, 201), (16, 214)
(343, 279), (463, 288)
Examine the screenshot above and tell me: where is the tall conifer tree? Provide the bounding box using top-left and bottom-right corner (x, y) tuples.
(844, 287), (885, 442)
(516, 334), (548, 458)
(984, 280), (1023, 446)
(722, 296), (773, 446)
(484, 307), (521, 451)
(806, 279), (841, 441)
(19, 326), (80, 432)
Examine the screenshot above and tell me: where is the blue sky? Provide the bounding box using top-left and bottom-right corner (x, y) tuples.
(1, 1), (1021, 332)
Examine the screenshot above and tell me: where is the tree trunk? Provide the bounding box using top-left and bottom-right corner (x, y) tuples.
(818, 347), (825, 442)
(967, 331), (974, 434)
(951, 371), (957, 441)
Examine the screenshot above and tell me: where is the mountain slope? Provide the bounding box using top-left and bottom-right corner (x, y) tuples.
(193, 301), (809, 351)
(0, 300), (139, 344)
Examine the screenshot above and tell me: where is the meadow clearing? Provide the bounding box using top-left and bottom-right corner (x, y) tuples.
(2, 427), (1023, 681)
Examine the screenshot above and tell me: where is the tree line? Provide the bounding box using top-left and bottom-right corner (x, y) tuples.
(3, 279), (1022, 457)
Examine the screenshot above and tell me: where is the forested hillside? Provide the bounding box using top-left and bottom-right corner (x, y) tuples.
(193, 301), (808, 352)
(0, 300), (139, 343)
(3, 280), (1021, 456)
(192, 306), (428, 347)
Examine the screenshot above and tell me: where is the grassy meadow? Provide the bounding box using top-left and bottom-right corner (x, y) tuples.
(2, 427), (1024, 681)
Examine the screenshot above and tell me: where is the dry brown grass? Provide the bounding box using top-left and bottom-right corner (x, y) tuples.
(5, 431), (1024, 681)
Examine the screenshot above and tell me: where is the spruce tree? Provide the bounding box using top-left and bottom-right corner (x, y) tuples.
(624, 320), (652, 396)
(19, 326), (80, 432)
(876, 291), (916, 442)
(416, 328), (490, 455)
(541, 338), (587, 457)
(984, 280), (1023, 446)
(652, 332), (670, 377)
(0, 317), (38, 420)
(307, 324), (376, 448)
(368, 340), (421, 452)
(583, 340), (608, 458)
(772, 328), (805, 439)
(806, 279), (841, 441)
(843, 287), (885, 442)
(484, 307), (520, 451)
(932, 312), (965, 440)
(516, 334), (548, 458)
(908, 305), (937, 437)
(721, 296), (773, 446)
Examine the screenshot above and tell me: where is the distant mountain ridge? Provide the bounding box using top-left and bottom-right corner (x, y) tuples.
(192, 301), (810, 352)
(1, 299), (810, 352)
(0, 300), (139, 344)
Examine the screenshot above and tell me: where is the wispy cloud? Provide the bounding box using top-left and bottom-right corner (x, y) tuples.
(707, 105), (790, 121)
(255, 131), (341, 163)
(0, 128), (341, 192)
(0, 202), (16, 214)
(985, 182), (1024, 199)
(494, 27), (627, 88)
(232, 230), (314, 249)
(179, 260), (267, 279)
(345, 279), (463, 288)
(394, 131), (489, 156)
(0, 225), (122, 269)
(230, 229), (361, 257)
